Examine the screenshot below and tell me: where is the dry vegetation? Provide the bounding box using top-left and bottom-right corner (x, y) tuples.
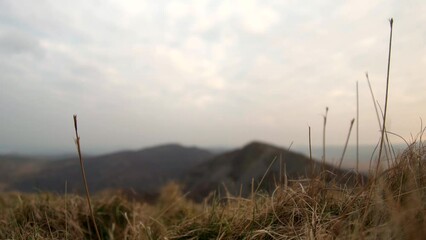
(0, 140), (425, 239)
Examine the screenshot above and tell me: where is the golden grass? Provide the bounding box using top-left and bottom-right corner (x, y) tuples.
(0, 141), (425, 240)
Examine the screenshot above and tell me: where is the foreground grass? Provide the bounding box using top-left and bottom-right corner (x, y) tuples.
(1, 142), (425, 240)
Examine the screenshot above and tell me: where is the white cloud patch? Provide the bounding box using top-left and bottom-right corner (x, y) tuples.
(336, 0), (385, 22)
(235, 0), (280, 34)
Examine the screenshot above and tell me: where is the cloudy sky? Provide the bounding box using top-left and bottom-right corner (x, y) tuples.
(0, 0), (425, 154)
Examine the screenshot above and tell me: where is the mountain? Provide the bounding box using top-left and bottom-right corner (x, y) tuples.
(0, 155), (49, 190)
(9, 144), (213, 200)
(4, 141), (362, 202)
(184, 141), (359, 201)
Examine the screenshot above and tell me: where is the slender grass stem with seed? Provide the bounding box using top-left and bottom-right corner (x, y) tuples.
(73, 115), (101, 240)
(375, 18), (394, 175)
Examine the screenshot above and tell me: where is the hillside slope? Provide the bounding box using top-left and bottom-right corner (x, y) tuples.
(184, 141), (358, 200)
(10, 144), (213, 198)
(0, 155), (49, 190)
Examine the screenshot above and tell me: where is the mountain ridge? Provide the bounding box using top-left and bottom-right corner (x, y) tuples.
(1, 141), (362, 201)
(6, 143), (213, 198)
(184, 141), (360, 201)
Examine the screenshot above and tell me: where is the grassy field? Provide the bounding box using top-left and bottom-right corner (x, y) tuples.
(0, 140), (425, 239)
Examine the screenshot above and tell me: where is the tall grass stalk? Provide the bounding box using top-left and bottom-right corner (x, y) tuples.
(356, 81), (359, 173)
(361, 18), (395, 233)
(338, 118), (355, 170)
(279, 153), (283, 185)
(73, 115), (101, 240)
(377, 102), (397, 167)
(366, 73), (382, 169)
(322, 107), (329, 173)
(255, 156), (278, 193)
(366, 74), (393, 168)
(65, 181), (68, 240)
(375, 18), (394, 175)
(309, 126), (313, 177)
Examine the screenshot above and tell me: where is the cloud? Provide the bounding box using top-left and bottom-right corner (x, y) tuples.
(0, 0), (425, 154)
(0, 30), (43, 57)
(336, 0), (385, 22)
(235, 1), (280, 34)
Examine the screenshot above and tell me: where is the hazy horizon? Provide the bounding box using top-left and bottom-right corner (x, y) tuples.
(1, 1), (425, 155)
(0, 140), (409, 167)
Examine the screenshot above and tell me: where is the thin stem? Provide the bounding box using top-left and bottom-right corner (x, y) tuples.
(73, 115), (101, 240)
(362, 19), (394, 228)
(366, 74), (392, 163)
(65, 181), (68, 240)
(309, 126), (313, 177)
(366, 73), (382, 129)
(279, 152), (282, 185)
(338, 118), (355, 170)
(356, 81), (359, 173)
(322, 107), (329, 173)
(376, 18), (393, 175)
(376, 102), (396, 168)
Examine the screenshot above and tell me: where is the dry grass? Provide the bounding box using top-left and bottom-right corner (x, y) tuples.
(0, 141), (425, 240)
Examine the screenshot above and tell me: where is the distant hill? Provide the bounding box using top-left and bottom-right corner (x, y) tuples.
(0, 155), (48, 190)
(9, 144), (213, 199)
(184, 141), (359, 201)
(3, 142), (363, 202)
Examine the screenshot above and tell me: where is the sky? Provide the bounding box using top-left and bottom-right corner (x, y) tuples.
(0, 0), (425, 155)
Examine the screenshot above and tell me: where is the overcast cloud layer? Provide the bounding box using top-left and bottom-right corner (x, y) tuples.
(0, 0), (425, 154)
